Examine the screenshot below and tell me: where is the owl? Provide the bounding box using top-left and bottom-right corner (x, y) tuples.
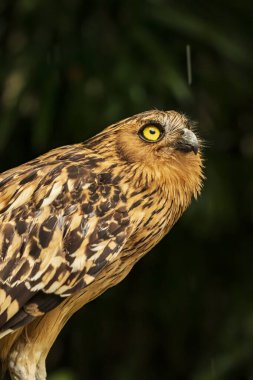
(0, 110), (203, 380)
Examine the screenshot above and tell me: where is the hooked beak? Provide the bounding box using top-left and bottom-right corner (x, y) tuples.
(174, 128), (199, 155)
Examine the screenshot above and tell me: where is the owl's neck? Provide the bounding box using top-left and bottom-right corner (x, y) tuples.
(83, 139), (203, 214)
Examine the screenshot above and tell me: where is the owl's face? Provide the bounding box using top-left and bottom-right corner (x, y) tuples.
(85, 110), (203, 198)
(115, 110), (201, 164)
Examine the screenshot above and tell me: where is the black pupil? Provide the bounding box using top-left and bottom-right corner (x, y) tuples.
(149, 128), (156, 134)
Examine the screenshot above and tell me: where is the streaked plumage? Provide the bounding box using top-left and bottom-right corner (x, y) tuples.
(0, 110), (203, 379)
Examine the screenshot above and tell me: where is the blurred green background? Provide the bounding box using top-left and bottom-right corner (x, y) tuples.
(1, 0), (253, 379)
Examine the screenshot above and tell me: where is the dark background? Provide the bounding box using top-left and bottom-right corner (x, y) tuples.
(1, 1), (253, 379)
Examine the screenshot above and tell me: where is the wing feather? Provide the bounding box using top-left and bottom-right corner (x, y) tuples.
(0, 147), (130, 335)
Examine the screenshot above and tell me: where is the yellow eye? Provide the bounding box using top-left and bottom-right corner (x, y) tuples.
(139, 125), (163, 142)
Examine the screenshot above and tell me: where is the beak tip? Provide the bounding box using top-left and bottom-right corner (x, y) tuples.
(192, 145), (199, 155)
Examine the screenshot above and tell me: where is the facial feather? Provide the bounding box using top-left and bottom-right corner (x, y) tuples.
(86, 109), (203, 202)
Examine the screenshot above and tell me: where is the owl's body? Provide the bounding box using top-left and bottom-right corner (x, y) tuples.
(0, 110), (203, 379)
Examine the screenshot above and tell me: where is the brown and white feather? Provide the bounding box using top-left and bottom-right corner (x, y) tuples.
(0, 110), (203, 380)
